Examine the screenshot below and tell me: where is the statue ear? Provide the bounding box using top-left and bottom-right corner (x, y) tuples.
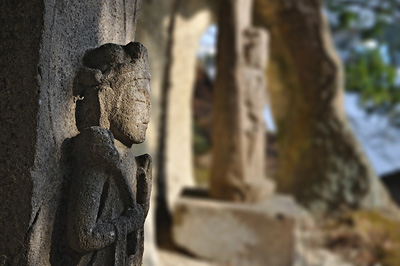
(73, 67), (103, 96)
(125, 42), (148, 61)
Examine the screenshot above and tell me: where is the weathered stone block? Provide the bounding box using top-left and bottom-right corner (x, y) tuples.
(173, 192), (302, 266)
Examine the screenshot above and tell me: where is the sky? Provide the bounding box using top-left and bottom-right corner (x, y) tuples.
(197, 25), (218, 57)
(345, 93), (400, 175)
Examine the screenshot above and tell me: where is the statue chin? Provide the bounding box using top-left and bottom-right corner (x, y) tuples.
(111, 125), (147, 147)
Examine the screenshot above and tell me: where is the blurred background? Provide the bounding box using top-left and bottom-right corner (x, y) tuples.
(135, 0), (400, 265)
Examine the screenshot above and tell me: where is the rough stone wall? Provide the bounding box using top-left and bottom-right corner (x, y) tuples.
(0, 1), (142, 265)
(0, 1), (43, 265)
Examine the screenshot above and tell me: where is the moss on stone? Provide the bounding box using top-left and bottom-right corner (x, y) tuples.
(194, 166), (210, 187)
(322, 210), (400, 266)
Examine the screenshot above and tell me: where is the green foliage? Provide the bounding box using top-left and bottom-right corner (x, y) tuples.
(324, 0), (400, 124)
(346, 48), (400, 114)
(192, 120), (211, 155)
(338, 11), (357, 29)
(325, 0), (399, 36)
(194, 166), (210, 187)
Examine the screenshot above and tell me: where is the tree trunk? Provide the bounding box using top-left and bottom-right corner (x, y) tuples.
(253, 0), (396, 214)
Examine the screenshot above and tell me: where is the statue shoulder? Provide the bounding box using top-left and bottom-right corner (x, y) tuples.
(71, 126), (120, 167)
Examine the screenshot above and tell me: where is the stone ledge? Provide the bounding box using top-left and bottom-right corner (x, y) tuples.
(172, 191), (304, 266)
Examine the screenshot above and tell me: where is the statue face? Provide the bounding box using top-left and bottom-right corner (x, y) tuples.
(75, 42), (152, 147)
(109, 73), (151, 147)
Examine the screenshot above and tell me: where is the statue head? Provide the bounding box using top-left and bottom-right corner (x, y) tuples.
(243, 27), (268, 69)
(74, 42), (151, 147)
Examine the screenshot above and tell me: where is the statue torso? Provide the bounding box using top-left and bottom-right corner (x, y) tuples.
(69, 127), (139, 266)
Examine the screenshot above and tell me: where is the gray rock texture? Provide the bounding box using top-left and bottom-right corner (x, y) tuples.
(0, 2), (43, 265)
(173, 193), (302, 266)
(0, 1), (146, 265)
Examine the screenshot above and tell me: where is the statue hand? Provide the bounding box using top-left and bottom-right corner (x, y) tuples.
(135, 154), (152, 217)
(124, 205), (144, 233)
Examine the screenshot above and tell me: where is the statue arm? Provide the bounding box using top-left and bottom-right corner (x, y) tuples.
(67, 167), (145, 253)
(67, 168), (118, 253)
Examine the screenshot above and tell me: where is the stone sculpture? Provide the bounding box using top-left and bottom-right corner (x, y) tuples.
(210, 0), (274, 203)
(240, 28), (274, 202)
(67, 42), (152, 266)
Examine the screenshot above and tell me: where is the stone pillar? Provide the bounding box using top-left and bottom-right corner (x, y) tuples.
(0, 1), (144, 265)
(209, 0), (274, 202)
(136, 0), (217, 212)
(165, 0), (216, 212)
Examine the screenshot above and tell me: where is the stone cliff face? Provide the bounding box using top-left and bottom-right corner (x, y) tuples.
(0, 1), (143, 265)
(253, 0), (397, 215)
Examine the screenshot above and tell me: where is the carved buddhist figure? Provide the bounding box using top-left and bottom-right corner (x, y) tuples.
(240, 27), (274, 202)
(210, 23), (274, 203)
(67, 42), (152, 266)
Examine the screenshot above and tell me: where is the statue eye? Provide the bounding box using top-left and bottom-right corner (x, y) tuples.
(133, 90), (147, 103)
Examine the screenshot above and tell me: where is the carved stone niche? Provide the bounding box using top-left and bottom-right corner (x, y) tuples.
(65, 42), (152, 266)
